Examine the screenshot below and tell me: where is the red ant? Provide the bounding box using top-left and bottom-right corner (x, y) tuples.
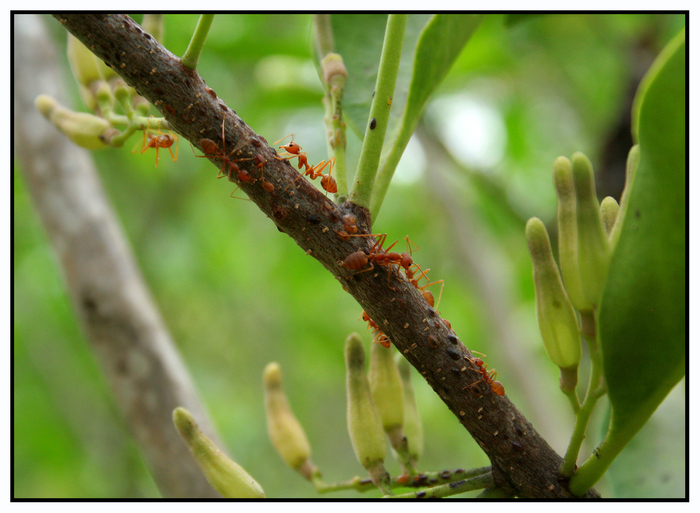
(254, 154), (275, 192)
(193, 115), (260, 201)
(195, 114), (253, 182)
(274, 135), (337, 194)
(407, 266), (445, 309)
(335, 214), (358, 241)
(133, 123), (179, 166)
(361, 311), (391, 348)
(464, 355), (505, 396)
(342, 233), (416, 290)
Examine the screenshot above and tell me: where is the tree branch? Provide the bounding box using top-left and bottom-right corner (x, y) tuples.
(53, 14), (599, 498)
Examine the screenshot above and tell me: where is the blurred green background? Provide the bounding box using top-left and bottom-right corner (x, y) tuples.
(13, 14), (686, 498)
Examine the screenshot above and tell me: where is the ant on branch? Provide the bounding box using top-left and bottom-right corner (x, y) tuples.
(133, 122), (179, 167)
(274, 135), (337, 194)
(342, 233), (415, 290)
(194, 115), (252, 182)
(361, 310), (391, 348)
(464, 354), (505, 396)
(335, 214), (359, 241)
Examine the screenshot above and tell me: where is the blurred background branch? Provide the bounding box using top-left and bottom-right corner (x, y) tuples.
(14, 15), (222, 498)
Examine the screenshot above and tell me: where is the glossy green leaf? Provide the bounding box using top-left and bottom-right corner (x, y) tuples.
(601, 26), (685, 438)
(569, 27), (685, 496)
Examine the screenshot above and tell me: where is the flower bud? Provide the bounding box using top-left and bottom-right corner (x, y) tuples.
(67, 33), (115, 88)
(571, 152), (610, 307)
(526, 217), (582, 371)
(600, 196), (620, 239)
(368, 343), (404, 439)
(172, 407), (265, 498)
(263, 362), (317, 480)
(397, 356), (423, 465)
(610, 145), (640, 247)
(322, 53), (348, 88)
(345, 333), (392, 494)
(553, 156), (592, 313)
(35, 94), (111, 150)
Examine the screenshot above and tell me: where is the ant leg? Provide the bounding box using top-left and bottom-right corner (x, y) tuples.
(168, 132), (179, 162)
(132, 129), (149, 154)
(347, 261), (375, 280)
(272, 134), (294, 147)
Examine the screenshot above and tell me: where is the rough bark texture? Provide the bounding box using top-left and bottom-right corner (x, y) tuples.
(51, 14), (599, 498)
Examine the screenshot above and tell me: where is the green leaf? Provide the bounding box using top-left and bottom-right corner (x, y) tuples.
(569, 27), (685, 496)
(371, 14), (482, 216)
(601, 26), (685, 438)
(330, 14), (432, 141)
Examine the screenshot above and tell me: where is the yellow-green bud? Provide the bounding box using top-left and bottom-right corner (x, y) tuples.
(571, 152), (610, 307)
(263, 362), (316, 479)
(345, 333), (392, 494)
(397, 356), (423, 465)
(368, 343), (404, 440)
(553, 156), (592, 313)
(610, 145), (640, 247)
(133, 95), (151, 117)
(322, 53), (348, 88)
(67, 33), (115, 88)
(526, 218), (582, 371)
(113, 79), (134, 115)
(600, 196), (620, 239)
(172, 407), (265, 498)
(35, 94), (111, 150)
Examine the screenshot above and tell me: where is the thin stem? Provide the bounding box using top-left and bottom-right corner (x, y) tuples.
(313, 467), (488, 495)
(181, 14), (215, 70)
(347, 14), (407, 214)
(390, 471), (494, 498)
(560, 311), (606, 476)
(320, 54), (349, 201)
(313, 14), (334, 60)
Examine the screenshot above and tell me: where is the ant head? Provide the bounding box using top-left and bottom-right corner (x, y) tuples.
(282, 141), (301, 153)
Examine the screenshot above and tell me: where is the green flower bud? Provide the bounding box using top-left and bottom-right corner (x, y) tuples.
(322, 53), (348, 88)
(553, 156), (593, 313)
(526, 217), (582, 371)
(610, 145), (640, 247)
(35, 94), (111, 150)
(67, 33), (115, 88)
(172, 407), (265, 498)
(345, 333), (392, 495)
(571, 152), (610, 307)
(397, 356), (423, 465)
(600, 196), (620, 239)
(368, 342), (404, 440)
(263, 362), (317, 480)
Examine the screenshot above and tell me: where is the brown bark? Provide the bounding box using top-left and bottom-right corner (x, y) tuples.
(51, 14), (599, 498)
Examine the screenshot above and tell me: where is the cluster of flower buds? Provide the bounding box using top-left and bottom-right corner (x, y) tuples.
(172, 407), (265, 498)
(36, 21), (169, 154)
(526, 152), (623, 392)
